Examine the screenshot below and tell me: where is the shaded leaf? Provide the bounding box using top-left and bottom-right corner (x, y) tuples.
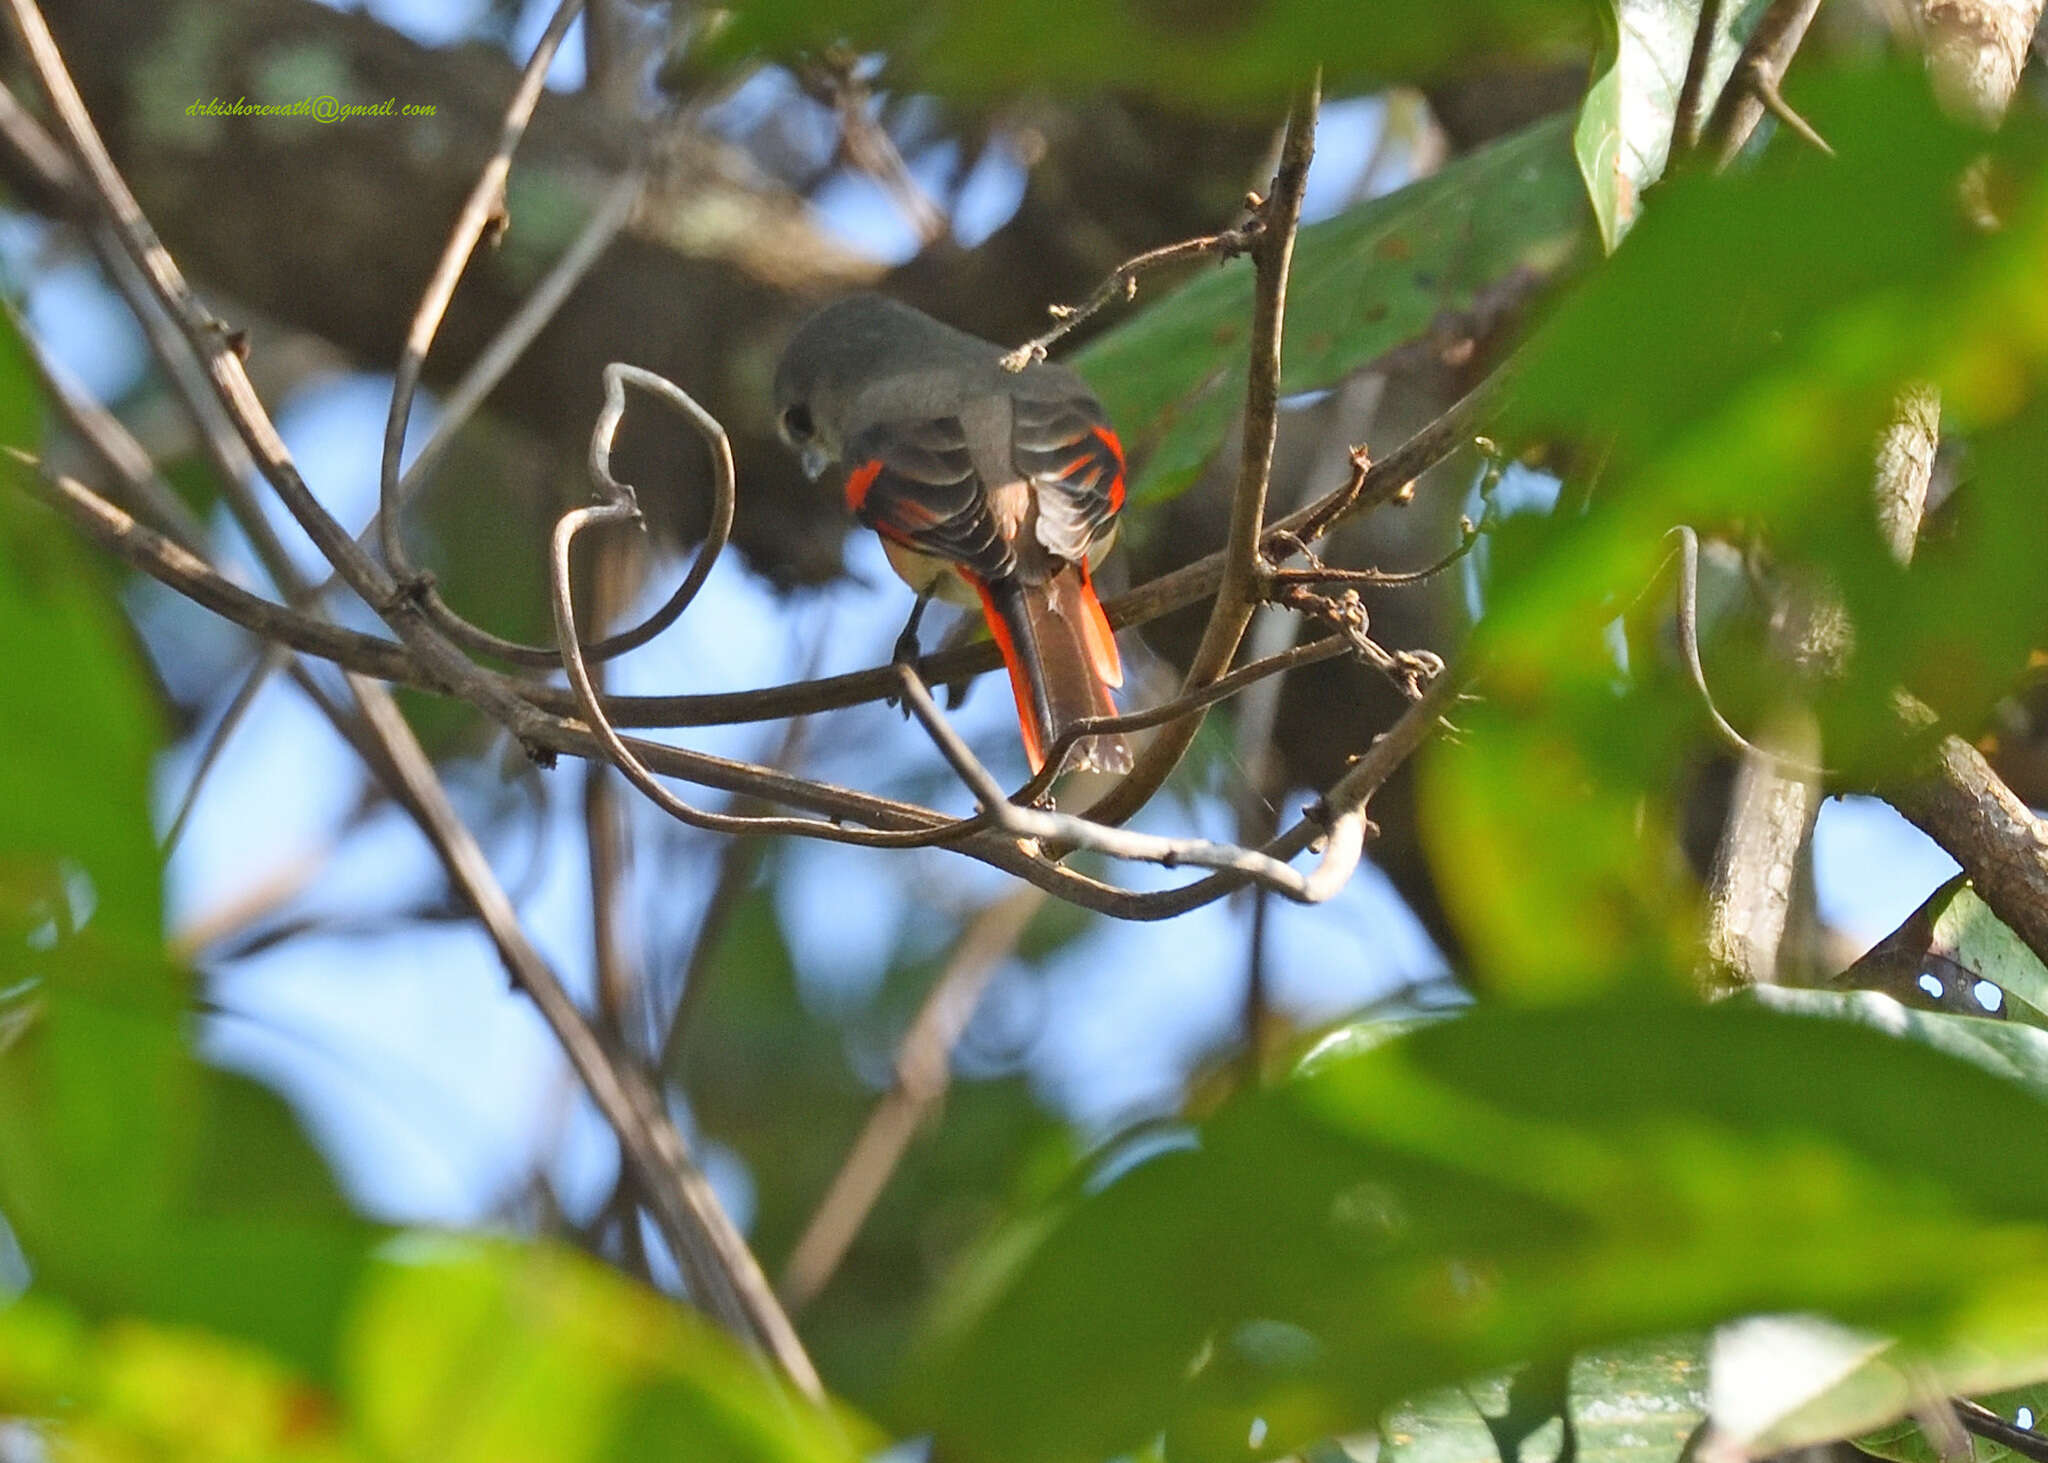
(1077, 114), (1590, 504)
(903, 999), (2048, 1463)
(1861, 1384), (2048, 1463)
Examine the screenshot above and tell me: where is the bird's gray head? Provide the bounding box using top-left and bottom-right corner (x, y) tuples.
(773, 293), (992, 480)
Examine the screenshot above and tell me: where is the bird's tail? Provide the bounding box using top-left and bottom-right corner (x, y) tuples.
(974, 565), (1132, 776)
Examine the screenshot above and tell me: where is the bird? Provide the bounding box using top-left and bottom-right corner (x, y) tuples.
(773, 293), (1133, 776)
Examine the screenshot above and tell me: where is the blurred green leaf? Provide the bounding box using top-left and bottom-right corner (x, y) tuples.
(1574, 0), (1769, 249)
(1077, 113), (1590, 504)
(1419, 687), (1701, 1000)
(347, 1241), (865, 1463)
(709, 2), (1594, 110)
(0, 1295), (360, 1462)
(903, 999), (2048, 1463)
(1489, 72), (2048, 747)
(0, 327), (161, 952)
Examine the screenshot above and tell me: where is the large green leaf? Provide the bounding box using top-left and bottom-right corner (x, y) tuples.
(709, 2), (1595, 110)
(1076, 114), (1590, 505)
(901, 999), (2048, 1463)
(1575, 0), (1771, 249)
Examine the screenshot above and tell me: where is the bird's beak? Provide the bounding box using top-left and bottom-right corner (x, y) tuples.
(798, 442), (832, 482)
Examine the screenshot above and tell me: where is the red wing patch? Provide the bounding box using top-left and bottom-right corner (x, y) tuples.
(842, 418), (1016, 585)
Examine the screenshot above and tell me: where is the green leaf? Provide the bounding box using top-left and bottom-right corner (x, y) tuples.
(1076, 114), (1590, 505)
(1574, 0), (1771, 249)
(1383, 1339), (1705, 1463)
(0, 1295), (363, 1461)
(1747, 986), (2048, 1103)
(346, 1240), (867, 1463)
(0, 323), (162, 951)
(1922, 880), (2048, 1022)
(1860, 1383), (2048, 1463)
(707, 2), (1596, 111)
(1432, 70), (2048, 998)
(902, 999), (2048, 1463)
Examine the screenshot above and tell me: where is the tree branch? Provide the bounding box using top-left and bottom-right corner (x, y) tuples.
(1080, 79), (1320, 828)
(1701, 0), (1826, 169)
(779, 887), (1045, 1311)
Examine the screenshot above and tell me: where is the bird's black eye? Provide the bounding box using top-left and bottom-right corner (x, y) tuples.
(780, 403), (814, 442)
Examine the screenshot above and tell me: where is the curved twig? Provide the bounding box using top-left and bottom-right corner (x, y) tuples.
(552, 369), (992, 848)
(1667, 526), (1832, 780)
(379, 0), (581, 583)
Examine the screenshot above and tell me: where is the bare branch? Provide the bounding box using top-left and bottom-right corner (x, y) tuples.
(998, 216), (1263, 372)
(1081, 80), (1320, 829)
(379, 0), (581, 583)
(780, 887), (1045, 1311)
(1890, 721), (2048, 967)
(1701, 0), (1826, 169)
(1921, 0), (2048, 124)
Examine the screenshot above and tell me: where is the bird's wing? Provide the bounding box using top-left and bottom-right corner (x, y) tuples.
(1011, 391), (1126, 567)
(842, 415), (1016, 584)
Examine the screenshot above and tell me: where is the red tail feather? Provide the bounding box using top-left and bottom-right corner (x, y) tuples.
(970, 570), (1131, 775)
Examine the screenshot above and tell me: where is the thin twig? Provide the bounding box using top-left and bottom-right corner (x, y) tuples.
(1701, 0), (1827, 169)
(1264, 512), (1482, 589)
(800, 51), (948, 248)
(1953, 1398), (2048, 1463)
(1668, 526), (1832, 779)
(999, 215), (1264, 372)
(188, 165), (649, 807)
(1673, 0), (1731, 157)
(897, 663), (1369, 902)
(780, 886), (1045, 1311)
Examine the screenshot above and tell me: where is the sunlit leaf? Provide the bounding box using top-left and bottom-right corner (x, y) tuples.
(1574, 0), (1771, 248)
